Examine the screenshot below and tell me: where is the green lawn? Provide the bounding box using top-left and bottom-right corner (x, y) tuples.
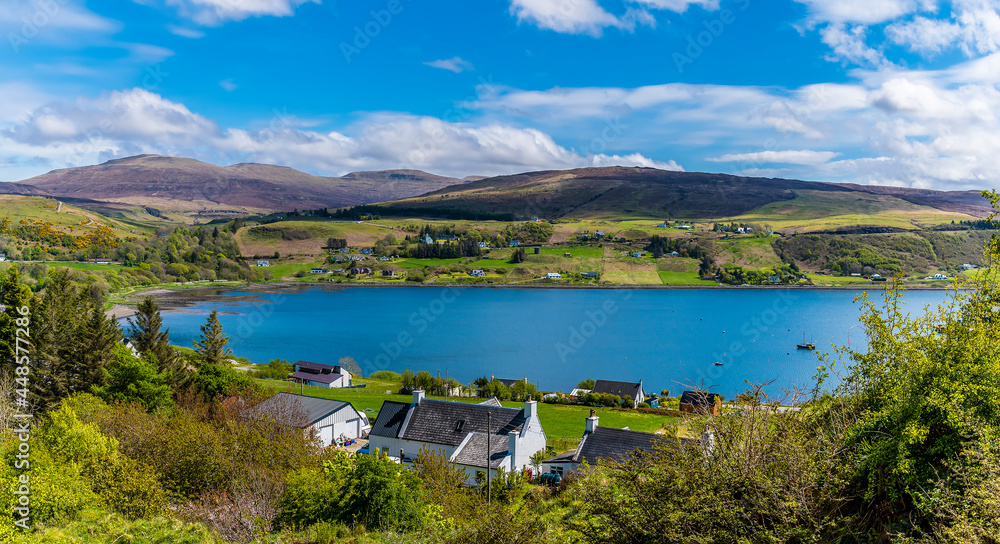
(539, 244), (604, 259)
(47, 261), (128, 272)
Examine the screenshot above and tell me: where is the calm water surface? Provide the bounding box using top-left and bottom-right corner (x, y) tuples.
(157, 286), (949, 399)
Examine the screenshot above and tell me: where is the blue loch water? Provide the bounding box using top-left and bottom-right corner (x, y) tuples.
(155, 286), (949, 399)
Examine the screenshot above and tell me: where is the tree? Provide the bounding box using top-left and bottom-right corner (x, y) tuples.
(576, 378), (596, 390)
(193, 310), (232, 367)
(128, 297), (178, 376)
(0, 266), (30, 372)
(92, 344), (172, 412)
(510, 248), (526, 264)
(193, 362), (253, 400)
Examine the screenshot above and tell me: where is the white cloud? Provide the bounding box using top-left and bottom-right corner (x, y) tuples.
(819, 23), (887, 66)
(0, 89), (681, 179)
(166, 24), (205, 38)
(219, 79), (238, 92)
(508, 0), (654, 37)
(423, 57), (475, 73)
(150, 0), (320, 25)
(628, 0), (719, 12)
(707, 150), (842, 165)
(794, 0), (921, 25)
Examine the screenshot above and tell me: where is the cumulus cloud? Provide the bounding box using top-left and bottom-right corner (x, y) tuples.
(423, 57), (475, 73)
(707, 150), (842, 165)
(0, 89), (681, 179)
(147, 0), (319, 25)
(508, 0), (655, 37)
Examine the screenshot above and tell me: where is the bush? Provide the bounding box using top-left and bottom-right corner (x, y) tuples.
(370, 370), (402, 380)
(88, 456), (166, 519)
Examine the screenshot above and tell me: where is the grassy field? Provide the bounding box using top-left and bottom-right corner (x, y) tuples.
(723, 190), (975, 233)
(257, 378), (682, 451)
(0, 195), (144, 239)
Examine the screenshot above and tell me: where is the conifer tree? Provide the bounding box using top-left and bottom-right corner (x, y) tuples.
(194, 310), (232, 367)
(0, 266), (31, 372)
(128, 297), (179, 377)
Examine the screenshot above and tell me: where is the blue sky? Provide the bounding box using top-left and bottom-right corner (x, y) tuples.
(1, 0), (999, 190)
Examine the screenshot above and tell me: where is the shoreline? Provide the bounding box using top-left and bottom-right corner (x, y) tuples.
(104, 279), (962, 317)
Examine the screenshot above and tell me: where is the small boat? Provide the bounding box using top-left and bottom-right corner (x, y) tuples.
(797, 332), (815, 350)
(714, 361), (724, 366)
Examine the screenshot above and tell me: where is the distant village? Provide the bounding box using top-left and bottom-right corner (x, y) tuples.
(258, 359), (722, 485)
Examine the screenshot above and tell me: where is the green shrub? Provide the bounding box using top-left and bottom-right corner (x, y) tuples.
(88, 456), (166, 520)
(369, 370), (402, 380)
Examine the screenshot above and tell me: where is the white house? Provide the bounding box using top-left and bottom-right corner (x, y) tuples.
(248, 392), (369, 447)
(256, 260), (270, 267)
(310, 268), (329, 274)
(963, 264), (977, 270)
(676, 225), (692, 230)
(0, 253), (6, 262)
(470, 270), (486, 277)
(289, 360), (352, 388)
(368, 391), (547, 484)
(545, 272), (562, 279)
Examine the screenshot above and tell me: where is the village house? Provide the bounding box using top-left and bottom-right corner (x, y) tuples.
(469, 270), (486, 277)
(424, 235), (434, 244)
(351, 267), (372, 275)
(541, 411), (661, 476)
(581, 272), (598, 278)
(592, 379), (646, 408)
(92, 258), (111, 264)
(676, 225), (692, 230)
(381, 269), (398, 278)
(256, 260), (270, 267)
(248, 392), (369, 447)
(290, 361), (353, 388)
(310, 267), (329, 274)
(679, 390), (722, 415)
(0, 253), (6, 262)
(368, 391), (546, 484)
(510, 240), (520, 246)
(479, 242), (491, 249)
(545, 272), (562, 279)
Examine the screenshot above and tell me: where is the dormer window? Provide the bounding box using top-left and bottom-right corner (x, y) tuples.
(455, 420), (465, 432)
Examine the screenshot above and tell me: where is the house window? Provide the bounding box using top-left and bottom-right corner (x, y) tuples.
(455, 420), (465, 431)
(554, 466), (564, 476)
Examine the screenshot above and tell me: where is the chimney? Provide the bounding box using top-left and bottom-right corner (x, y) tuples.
(508, 431), (518, 470)
(413, 389), (425, 405)
(524, 398), (537, 420)
(585, 410), (599, 434)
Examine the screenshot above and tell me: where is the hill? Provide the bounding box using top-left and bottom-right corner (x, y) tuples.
(0, 155), (461, 221)
(376, 166), (993, 222)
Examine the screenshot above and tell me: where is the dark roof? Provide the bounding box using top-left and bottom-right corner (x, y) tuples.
(401, 400), (525, 447)
(574, 426), (661, 465)
(494, 378), (521, 387)
(592, 379), (643, 399)
(369, 399), (526, 447)
(451, 432), (510, 469)
(296, 360), (335, 373)
(370, 401), (411, 439)
(680, 391), (720, 408)
(290, 371), (343, 384)
(249, 392), (353, 427)
(543, 450), (577, 464)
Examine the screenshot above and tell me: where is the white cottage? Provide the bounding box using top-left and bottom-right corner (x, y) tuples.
(248, 392), (370, 447)
(368, 390), (546, 484)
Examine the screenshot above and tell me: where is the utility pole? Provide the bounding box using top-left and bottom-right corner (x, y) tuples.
(487, 411), (492, 505)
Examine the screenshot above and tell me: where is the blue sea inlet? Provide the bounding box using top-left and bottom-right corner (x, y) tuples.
(157, 286), (949, 400)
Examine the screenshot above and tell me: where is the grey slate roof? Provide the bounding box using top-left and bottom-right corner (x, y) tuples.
(451, 432), (510, 469)
(370, 401), (411, 439)
(369, 399), (526, 447)
(296, 360), (335, 373)
(574, 426), (661, 465)
(478, 397), (503, 407)
(592, 380), (643, 400)
(290, 371), (343, 384)
(542, 450), (577, 464)
(494, 378), (521, 388)
(680, 391), (720, 408)
(250, 392), (353, 427)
